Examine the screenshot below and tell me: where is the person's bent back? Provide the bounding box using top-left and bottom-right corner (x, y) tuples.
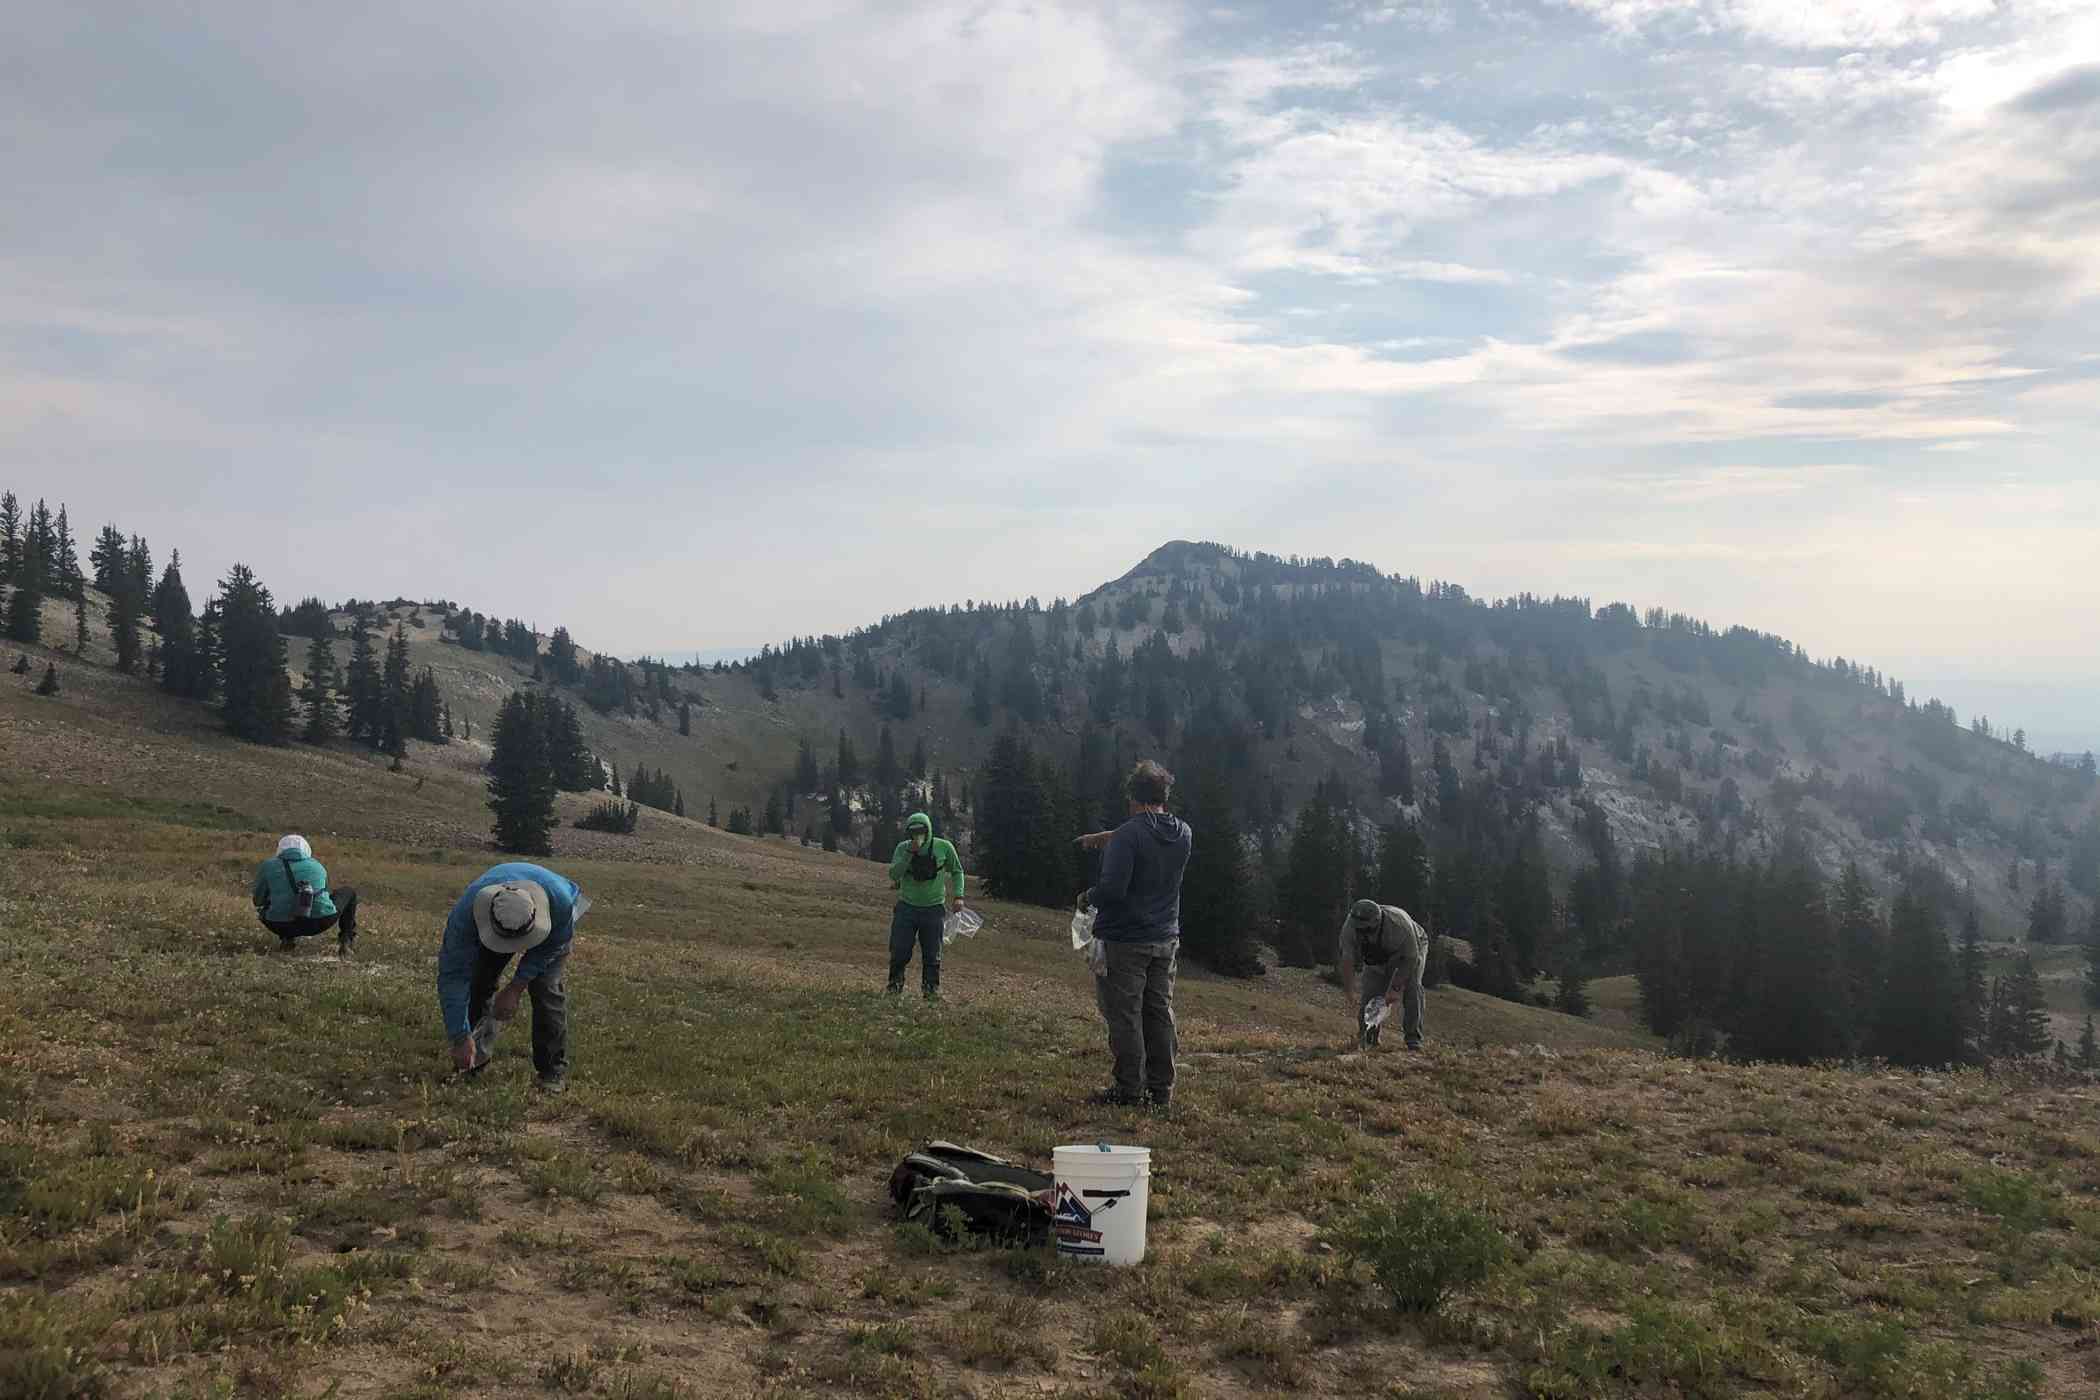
(252, 834), (360, 957)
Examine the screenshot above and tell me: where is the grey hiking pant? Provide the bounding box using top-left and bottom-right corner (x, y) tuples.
(1362, 948), (1427, 1049)
(468, 949), (570, 1080)
(888, 902), (945, 995)
(1095, 938), (1178, 1102)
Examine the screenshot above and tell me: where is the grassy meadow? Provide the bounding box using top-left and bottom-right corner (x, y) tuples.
(3, 669), (2100, 1398)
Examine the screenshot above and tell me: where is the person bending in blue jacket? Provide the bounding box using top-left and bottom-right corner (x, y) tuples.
(436, 863), (584, 1093)
(1075, 761), (1192, 1110)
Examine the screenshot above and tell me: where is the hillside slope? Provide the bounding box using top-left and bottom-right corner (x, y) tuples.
(4, 640), (2100, 1400)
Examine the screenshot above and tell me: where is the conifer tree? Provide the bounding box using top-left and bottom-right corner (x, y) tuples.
(836, 729), (859, 787)
(381, 623), (413, 750)
(410, 667), (444, 742)
(974, 731), (1062, 904)
(2029, 880), (2068, 945)
(1277, 793), (1349, 967)
(124, 536), (151, 603)
(5, 525), (43, 643)
(0, 491), (21, 585)
(217, 565), (293, 744)
(2005, 954), (2052, 1057)
(1958, 907), (1989, 1059)
(301, 633), (342, 743)
(193, 598), (221, 702)
(1177, 762), (1261, 975)
(1833, 862), (1884, 1049)
(344, 610), (380, 741)
(74, 594), (88, 655)
(1375, 818), (1430, 913)
(90, 524), (128, 593)
(2078, 1015), (2097, 1072)
(970, 655), (993, 726)
(764, 788), (784, 835)
(796, 737), (821, 794)
(876, 724), (899, 789)
(910, 734), (928, 780)
(708, 795), (719, 827)
(678, 699), (691, 736)
(2085, 901), (2100, 1009)
(1871, 888), (1963, 1067)
(53, 507), (80, 598)
(34, 661), (59, 696)
(108, 580), (142, 673)
(547, 626), (580, 685)
(487, 690), (557, 855)
(546, 699), (596, 791)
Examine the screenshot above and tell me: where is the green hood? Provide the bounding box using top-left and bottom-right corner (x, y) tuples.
(890, 813), (964, 907)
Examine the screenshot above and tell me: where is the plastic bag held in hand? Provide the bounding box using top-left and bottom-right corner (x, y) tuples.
(1362, 997), (1392, 1030)
(1070, 906), (1097, 951)
(942, 907), (984, 946)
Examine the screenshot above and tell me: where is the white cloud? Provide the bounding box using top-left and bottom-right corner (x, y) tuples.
(0, 0), (2092, 723)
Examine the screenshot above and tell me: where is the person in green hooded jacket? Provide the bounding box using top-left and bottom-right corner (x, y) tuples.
(886, 812), (965, 999)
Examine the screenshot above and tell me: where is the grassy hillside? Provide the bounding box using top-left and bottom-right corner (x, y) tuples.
(5, 651), (2100, 1399)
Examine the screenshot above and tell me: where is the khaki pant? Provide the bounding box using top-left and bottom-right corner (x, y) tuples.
(1095, 938), (1178, 1102)
(1362, 944), (1427, 1049)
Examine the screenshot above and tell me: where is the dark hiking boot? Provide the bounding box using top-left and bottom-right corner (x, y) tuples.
(885, 982), (904, 996)
(278, 937), (297, 954)
(1144, 1090), (1173, 1115)
(538, 1075), (567, 1095)
(337, 934), (355, 959)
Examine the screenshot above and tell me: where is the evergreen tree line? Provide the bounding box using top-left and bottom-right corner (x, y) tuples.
(1620, 848), (2069, 1068)
(2, 489), (479, 757)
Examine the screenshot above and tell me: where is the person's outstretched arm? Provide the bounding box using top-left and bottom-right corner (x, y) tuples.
(1084, 826), (1133, 911)
(435, 897), (479, 1041)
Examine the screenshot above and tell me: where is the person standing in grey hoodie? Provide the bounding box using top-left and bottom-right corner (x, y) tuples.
(1076, 760), (1192, 1109)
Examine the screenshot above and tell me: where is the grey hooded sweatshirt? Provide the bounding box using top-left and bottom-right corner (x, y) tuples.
(1085, 812), (1193, 944)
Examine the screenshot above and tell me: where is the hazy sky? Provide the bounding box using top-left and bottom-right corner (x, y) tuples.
(6, 2), (2096, 747)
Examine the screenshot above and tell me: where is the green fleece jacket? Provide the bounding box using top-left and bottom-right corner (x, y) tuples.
(889, 813), (965, 907)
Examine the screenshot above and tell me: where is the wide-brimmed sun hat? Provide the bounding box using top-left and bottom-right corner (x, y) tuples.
(472, 881), (553, 954)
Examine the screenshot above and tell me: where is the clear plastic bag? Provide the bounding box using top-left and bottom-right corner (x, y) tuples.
(942, 907), (984, 946)
(1363, 997), (1392, 1031)
(1070, 906), (1097, 950)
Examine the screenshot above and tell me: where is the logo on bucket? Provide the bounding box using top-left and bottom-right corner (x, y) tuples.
(1052, 1182), (1128, 1255)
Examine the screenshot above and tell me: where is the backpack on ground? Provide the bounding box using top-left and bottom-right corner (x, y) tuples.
(887, 1141), (1054, 1246)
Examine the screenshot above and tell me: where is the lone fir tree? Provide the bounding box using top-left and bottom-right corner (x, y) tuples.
(216, 564), (293, 745)
(487, 690), (558, 856)
(34, 661), (59, 696)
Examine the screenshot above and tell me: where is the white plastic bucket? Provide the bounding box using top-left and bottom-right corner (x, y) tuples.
(1052, 1144), (1151, 1265)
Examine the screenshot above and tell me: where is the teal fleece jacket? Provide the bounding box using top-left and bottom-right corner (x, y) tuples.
(889, 812), (965, 907)
(252, 854), (338, 921)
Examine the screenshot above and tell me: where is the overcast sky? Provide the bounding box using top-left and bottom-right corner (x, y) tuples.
(6, 1), (2096, 747)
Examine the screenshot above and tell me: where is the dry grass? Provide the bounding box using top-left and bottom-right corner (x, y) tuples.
(2, 673), (2098, 1398)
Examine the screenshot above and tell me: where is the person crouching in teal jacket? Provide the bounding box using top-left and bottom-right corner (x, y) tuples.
(252, 834), (360, 957)
(886, 812), (965, 1000)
